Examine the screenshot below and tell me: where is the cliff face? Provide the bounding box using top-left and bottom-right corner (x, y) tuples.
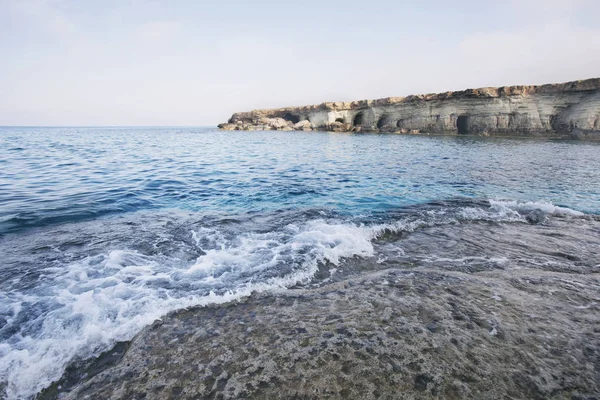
(218, 78), (600, 139)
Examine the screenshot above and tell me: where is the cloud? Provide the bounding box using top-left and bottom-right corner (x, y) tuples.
(1, 1), (599, 125)
(1, 0), (77, 40)
(135, 20), (181, 44)
(512, 0), (590, 13)
(458, 21), (600, 85)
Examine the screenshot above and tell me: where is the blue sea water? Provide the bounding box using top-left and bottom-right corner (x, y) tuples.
(0, 127), (599, 398)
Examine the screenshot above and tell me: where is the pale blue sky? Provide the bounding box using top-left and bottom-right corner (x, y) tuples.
(1, 0), (599, 125)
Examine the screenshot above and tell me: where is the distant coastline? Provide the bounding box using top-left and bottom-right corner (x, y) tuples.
(219, 78), (600, 140)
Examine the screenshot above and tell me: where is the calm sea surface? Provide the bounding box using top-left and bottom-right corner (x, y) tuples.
(1, 127), (599, 398)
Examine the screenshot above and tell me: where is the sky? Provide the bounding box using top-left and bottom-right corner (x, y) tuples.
(1, 0), (599, 126)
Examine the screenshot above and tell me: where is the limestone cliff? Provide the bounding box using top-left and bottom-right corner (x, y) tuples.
(218, 78), (600, 139)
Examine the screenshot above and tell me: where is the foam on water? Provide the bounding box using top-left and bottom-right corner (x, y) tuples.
(0, 199), (590, 398)
(489, 199), (586, 217)
(0, 219), (377, 399)
(456, 199), (585, 222)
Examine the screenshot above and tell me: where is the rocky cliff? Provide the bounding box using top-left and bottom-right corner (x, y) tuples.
(219, 78), (600, 139)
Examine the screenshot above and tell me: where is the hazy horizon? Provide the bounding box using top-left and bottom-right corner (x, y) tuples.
(2, 0), (600, 126)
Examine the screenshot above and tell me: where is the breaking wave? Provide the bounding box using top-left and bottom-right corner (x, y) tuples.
(0, 199), (589, 398)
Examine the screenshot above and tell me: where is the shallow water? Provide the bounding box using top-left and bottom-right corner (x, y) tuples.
(0, 127), (599, 398)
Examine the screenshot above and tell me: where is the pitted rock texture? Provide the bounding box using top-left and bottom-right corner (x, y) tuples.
(218, 78), (600, 139)
(58, 267), (599, 399)
(45, 216), (600, 399)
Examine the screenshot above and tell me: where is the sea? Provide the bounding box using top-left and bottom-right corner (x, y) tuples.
(0, 127), (599, 398)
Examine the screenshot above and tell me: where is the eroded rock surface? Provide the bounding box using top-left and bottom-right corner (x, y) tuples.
(56, 217), (600, 400)
(218, 78), (600, 139)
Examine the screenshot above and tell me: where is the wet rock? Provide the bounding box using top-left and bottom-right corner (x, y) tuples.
(525, 209), (547, 224)
(414, 374), (433, 391)
(216, 123), (236, 131)
(293, 120), (312, 131)
(49, 217), (600, 399)
(326, 121), (353, 132)
(59, 264), (600, 400)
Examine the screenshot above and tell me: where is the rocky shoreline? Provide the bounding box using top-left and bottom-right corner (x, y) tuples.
(45, 216), (600, 399)
(218, 78), (600, 139)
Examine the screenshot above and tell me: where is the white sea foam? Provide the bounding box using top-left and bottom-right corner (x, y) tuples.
(422, 256), (509, 265)
(456, 199), (585, 222)
(488, 199), (585, 217)
(0, 200), (587, 398)
(0, 219), (376, 399)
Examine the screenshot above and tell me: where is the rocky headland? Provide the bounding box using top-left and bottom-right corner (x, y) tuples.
(218, 78), (600, 139)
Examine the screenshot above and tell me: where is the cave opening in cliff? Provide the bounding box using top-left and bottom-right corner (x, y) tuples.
(377, 116), (389, 129)
(457, 115), (469, 134)
(353, 113), (364, 126)
(335, 118), (344, 123)
(283, 113), (300, 124)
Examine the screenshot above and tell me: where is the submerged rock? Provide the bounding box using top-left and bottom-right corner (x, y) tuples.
(43, 215), (600, 399)
(59, 265), (599, 399)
